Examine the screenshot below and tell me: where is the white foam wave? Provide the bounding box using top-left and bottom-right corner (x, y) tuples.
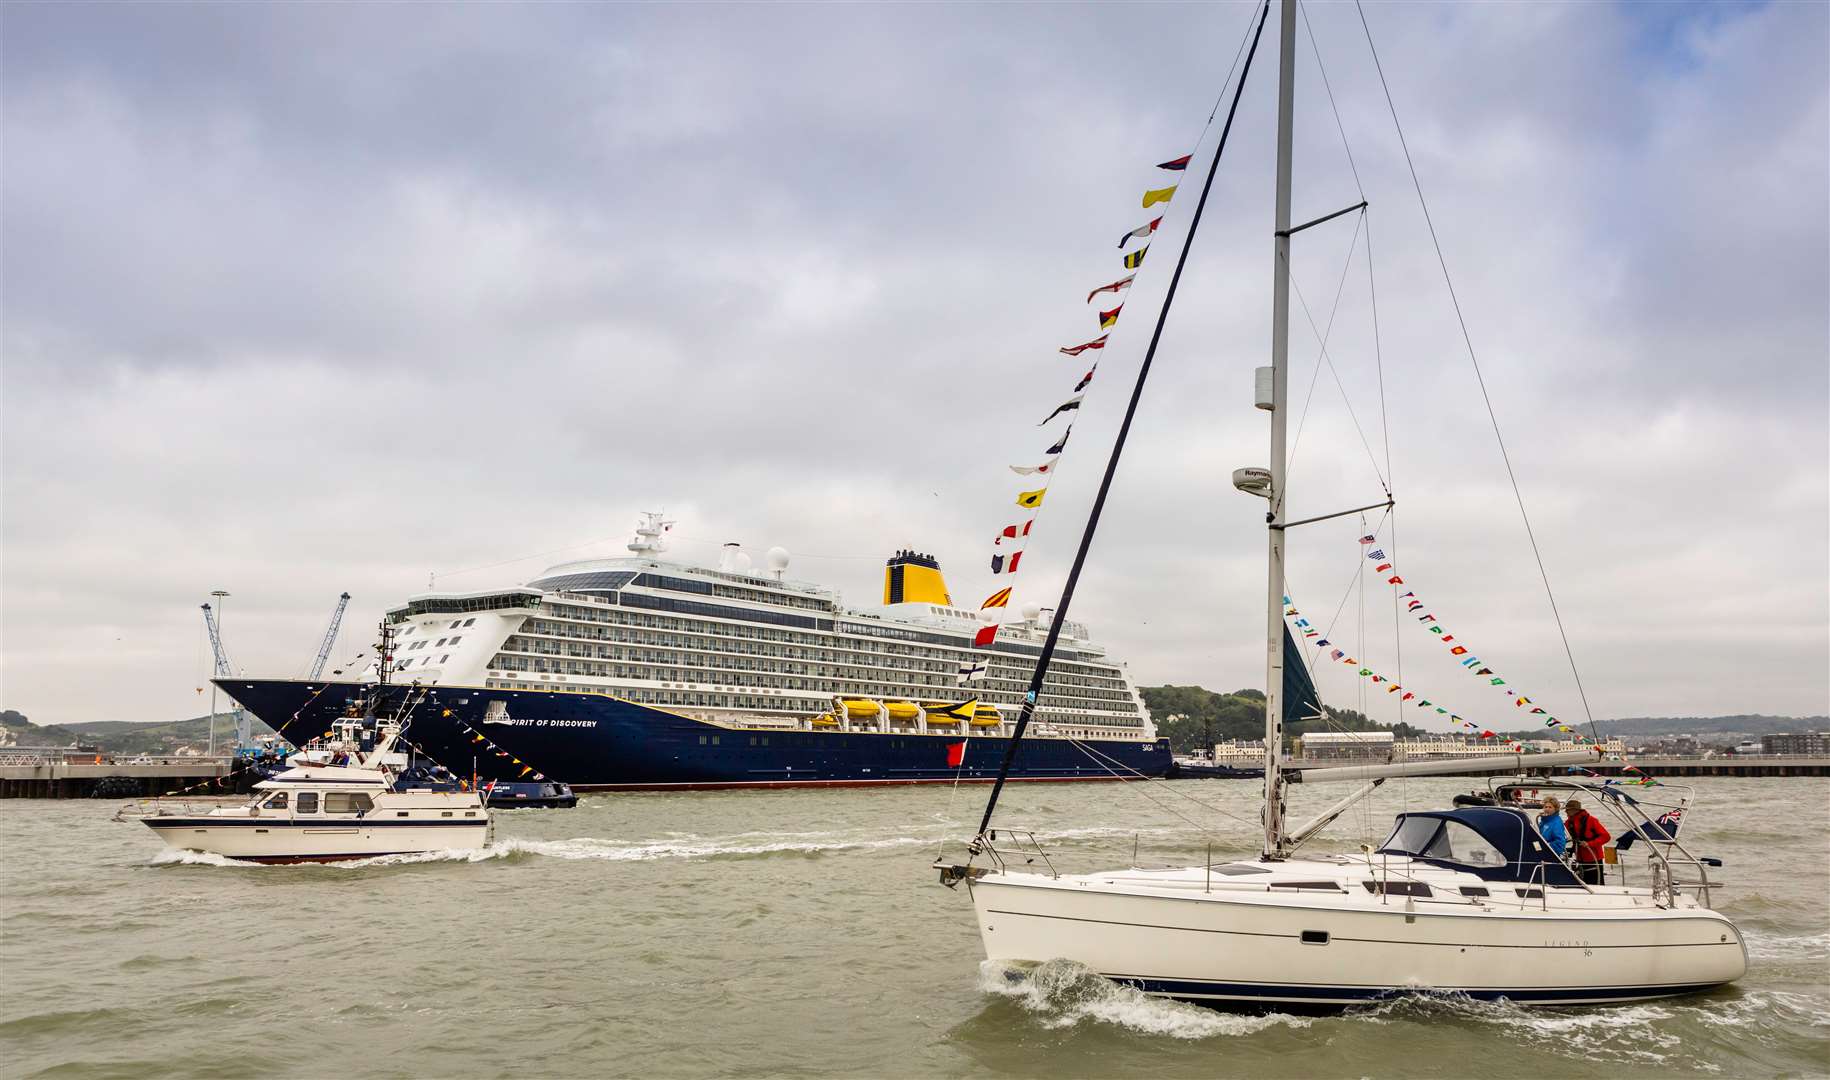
(978, 959), (1312, 1039)
(147, 830), (934, 869)
(503, 833), (932, 862)
(1742, 929), (1830, 962)
(149, 849), (254, 868)
(1359, 994), (1689, 1067)
(1695, 990), (1830, 1030)
(148, 846), (512, 869)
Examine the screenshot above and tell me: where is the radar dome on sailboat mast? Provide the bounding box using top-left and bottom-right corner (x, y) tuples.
(1232, 467), (1273, 498)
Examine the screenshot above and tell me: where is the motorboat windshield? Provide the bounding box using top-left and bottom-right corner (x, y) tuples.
(1376, 807), (1579, 886)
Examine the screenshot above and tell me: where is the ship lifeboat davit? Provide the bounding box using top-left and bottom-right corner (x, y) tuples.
(885, 701), (920, 720)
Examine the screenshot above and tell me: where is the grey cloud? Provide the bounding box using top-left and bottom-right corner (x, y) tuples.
(2, 1), (1824, 727)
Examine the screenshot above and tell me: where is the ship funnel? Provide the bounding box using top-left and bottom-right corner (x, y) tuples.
(1233, 467), (1273, 498)
(883, 550), (952, 606)
(718, 542), (743, 573)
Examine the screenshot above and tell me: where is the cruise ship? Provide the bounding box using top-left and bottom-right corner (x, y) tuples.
(221, 516), (1168, 790)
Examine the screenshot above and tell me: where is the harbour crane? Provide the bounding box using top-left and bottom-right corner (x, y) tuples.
(201, 600), (250, 752)
(307, 592), (352, 680)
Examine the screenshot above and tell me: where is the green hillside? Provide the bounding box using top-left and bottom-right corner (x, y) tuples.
(2, 710), (275, 754)
(1139, 685), (1423, 754)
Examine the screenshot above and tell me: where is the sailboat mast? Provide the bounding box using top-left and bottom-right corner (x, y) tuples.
(1261, 0), (1298, 860)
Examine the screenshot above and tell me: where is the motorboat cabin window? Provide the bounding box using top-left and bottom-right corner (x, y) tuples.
(324, 793), (373, 814)
(262, 792), (288, 809)
(1424, 821), (1510, 870)
(296, 792), (319, 813)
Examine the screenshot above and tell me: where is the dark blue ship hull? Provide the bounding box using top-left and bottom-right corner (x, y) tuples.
(221, 680), (1171, 791)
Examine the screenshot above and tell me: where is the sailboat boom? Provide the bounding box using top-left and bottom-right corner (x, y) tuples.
(1289, 748), (1605, 784)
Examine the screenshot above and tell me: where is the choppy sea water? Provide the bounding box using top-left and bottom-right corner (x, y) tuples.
(1, 776), (1825, 1079)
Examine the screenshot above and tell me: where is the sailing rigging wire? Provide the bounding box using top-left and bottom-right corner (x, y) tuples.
(1351, 0), (1600, 738)
(974, 0), (1274, 840)
(1299, 0), (1364, 201)
(1281, 244), (1388, 492)
(1283, 209), (1367, 488)
(1065, 738), (1262, 833)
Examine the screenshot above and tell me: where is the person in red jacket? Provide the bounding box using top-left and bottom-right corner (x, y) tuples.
(1564, 798), (1612, 885)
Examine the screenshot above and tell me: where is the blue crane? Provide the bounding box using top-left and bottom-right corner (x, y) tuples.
(200, 601), (250, 751)
(308, 592), (352, 680)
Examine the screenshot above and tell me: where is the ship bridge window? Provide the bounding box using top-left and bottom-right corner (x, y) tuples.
(262, 792), (288, 809)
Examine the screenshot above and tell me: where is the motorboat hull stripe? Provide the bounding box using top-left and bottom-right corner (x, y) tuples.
(142, 819), (485, 829)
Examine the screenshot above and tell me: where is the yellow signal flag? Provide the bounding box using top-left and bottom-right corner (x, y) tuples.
(1016, 488), (1047, 509)
(1142, 185), (1178, 208)
(1123, 244), (1148, 270)
(982, 587), (1013, 609)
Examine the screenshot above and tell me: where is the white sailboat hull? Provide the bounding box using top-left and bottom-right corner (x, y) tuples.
(967, 870), (1746, 1006)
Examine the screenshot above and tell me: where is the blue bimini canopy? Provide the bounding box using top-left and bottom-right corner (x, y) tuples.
(1376, 807), (1580, 887)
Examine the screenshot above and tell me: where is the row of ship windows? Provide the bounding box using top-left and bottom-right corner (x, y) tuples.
(484, 657), (1142, 718)
(491, 653), (955, 693)
(400, 618), (478, 635)
(407, 635), (462, 651)
(518, 612), (1124, 683)
(560, 574), (838, 614)
(501, 640), (1127, 699)
(537, 601), (1103, 669)
(486, 666), (1141, 724)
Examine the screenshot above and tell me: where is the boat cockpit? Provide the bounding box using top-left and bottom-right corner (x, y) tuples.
(1375, 807), (1580, 886)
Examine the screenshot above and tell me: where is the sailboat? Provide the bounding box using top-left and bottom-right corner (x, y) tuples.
(934, 0), (1746, 1008)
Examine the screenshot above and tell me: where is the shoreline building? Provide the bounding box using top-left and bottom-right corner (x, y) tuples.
(1760, 731), (1829, 755)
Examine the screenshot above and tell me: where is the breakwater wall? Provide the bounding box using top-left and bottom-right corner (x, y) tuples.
(0, 759), (243, 799)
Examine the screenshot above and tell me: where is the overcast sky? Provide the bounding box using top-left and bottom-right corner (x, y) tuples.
(3, 1), (1825, 731)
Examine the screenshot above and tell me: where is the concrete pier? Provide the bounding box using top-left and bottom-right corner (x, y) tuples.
(1278, 755), (1830, 779)
(0, 758), (237, 798)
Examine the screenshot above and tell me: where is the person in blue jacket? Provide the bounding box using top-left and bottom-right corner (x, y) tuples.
(1537, 795), (1570, 856)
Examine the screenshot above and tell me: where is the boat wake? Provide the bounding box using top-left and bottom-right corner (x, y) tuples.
(498, 832), (936, 862)
(147, 829), (942, 869)
(1355, 995), (1691, 1067)
(977, 959), (1313, 1039)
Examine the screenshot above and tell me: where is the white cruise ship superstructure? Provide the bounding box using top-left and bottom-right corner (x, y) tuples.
(221, 517), (1167, 790)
